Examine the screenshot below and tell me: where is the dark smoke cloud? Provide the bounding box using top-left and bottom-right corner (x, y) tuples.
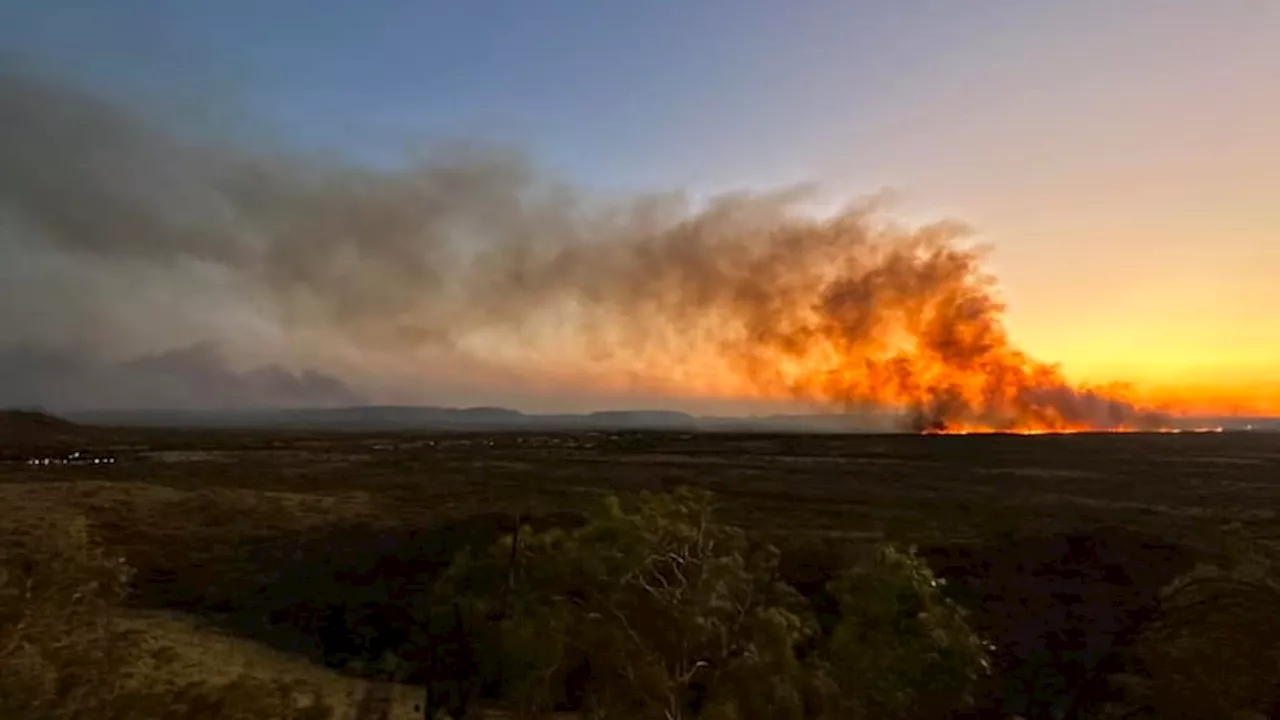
(0, 67), (1166, 429)
(0, 343), (361, 412)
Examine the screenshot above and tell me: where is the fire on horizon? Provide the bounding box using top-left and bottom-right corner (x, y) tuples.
(0, 66), (1275, 426)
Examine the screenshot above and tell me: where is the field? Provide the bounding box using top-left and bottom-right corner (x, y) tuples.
(4, 421), (1280, 718)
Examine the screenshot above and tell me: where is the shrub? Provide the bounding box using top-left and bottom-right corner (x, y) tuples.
(436, 488), (988, 719)
(1113, 553), (1280, 719)
(1, 515), (334, 720)
(815, 545), (989, 719)
(0, 514), (137, 717)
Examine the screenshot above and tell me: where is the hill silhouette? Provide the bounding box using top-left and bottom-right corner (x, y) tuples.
(0, 409), (98, 449)
(67, 405), (873, 432)
(61, 405), (1274, 433)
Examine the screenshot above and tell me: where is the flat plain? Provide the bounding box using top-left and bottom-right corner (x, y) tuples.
(4, 423), (1280, 718)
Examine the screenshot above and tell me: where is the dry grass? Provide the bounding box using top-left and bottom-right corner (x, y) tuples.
(109, 609), (428, 720)
(0, 496), (424, 719)
(3, 427), (1280, 717)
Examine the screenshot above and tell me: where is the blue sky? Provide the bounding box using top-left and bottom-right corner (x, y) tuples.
(0, 1), (1049, 191)
(2, 0), (1278, 402)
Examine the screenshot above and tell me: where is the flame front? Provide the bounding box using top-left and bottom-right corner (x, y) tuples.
(0, 68), (1258, 425)
(565, 208), (1195, 434)
(922, 426), (1225, 436)
(697, 231), (1175, 434)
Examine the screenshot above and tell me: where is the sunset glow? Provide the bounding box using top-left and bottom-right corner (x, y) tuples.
(0, 3), (1275, 418)
(923, 426), (1226, 437)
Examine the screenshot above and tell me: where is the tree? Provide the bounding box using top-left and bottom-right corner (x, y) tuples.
(436, 488), (988, 720)
(816, 544), (989, 719)
(438, 488), (814, 718)
(1108, 547), (1280, 719)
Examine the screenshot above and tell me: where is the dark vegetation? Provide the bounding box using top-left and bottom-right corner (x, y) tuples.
(4, 411), (1280, 717)
(0, 410), (107, 459)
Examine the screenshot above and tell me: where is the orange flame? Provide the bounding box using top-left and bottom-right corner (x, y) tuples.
(923, 425), (1226, 436)
(439, 198), (1247, 434)
(559, 207), (1226, 434)
(687, 221), (1182, 434)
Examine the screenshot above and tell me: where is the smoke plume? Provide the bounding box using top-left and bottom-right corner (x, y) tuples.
(0, 68), (1167, 430)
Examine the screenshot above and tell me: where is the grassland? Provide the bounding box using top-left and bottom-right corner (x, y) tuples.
(4, 424), (1280, 717)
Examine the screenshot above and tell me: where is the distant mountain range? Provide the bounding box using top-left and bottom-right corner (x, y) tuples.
(65, 405), (903, 433)
(60, 406), (1279, 433)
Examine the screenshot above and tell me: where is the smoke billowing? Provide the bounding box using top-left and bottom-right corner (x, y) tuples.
(0, 68), (1168, 430)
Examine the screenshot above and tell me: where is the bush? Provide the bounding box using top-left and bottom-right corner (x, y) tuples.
(437, 488), (988, 719)
(1, 515), (334, 720)
(0, 515), (137, 717)
(438, 488), (806, 718)
(815, 545), (989, 719)
(1110, 551), (1280, 719)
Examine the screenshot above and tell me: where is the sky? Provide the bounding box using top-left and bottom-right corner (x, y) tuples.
(1, 0), (1277, 415)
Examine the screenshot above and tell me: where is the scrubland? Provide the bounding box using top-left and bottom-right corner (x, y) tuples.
(4, 421), (1280, 718)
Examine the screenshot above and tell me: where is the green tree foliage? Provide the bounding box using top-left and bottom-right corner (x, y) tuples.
(814, 545), (990, 719)
(3, 492), (989, 719)
(438, 488), (989, 719)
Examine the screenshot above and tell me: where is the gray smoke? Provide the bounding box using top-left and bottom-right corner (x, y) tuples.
(0, 343), (360, 411)
(0, 67), (1166, 429)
